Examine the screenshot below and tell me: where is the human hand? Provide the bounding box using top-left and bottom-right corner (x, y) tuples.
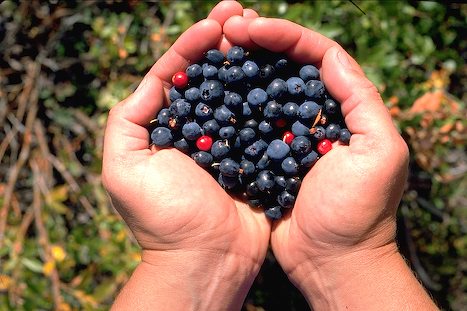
(222, 16), (437, 310)
(102, 2), (270, 310)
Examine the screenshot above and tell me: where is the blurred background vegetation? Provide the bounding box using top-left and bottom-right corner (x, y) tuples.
(0, 0), (465, 310)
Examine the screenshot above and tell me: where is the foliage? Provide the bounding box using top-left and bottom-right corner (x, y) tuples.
(0, 0), (465, 310)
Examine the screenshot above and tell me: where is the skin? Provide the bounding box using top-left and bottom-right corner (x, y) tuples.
(103, 1), (438, 310)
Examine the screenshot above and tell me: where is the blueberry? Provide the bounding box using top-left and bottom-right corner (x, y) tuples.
(259, 64), (275, 80)
(182, 122), (202, 140)
(218, 65), (229, 82)
(286, 177), (301, 194)
(242, 60), (259, 78)
(291, 121), (310, 136)
(242, 102), (253, 117)
(186, 64), (202, 79)
(246, 181), (260, 197)
(281, 157), (299, 175)
(205, 49), (225, 65)
(240, 160), (256, 177)
(185, 87), (200, 102)
(239, 128), (256, 144)
(258, 120), (274, 136)
(219, 126), (236, 139)
(256, 152), (270, 170)
(283, 102), (299, 119)
(169, 87), (182, 101)
(151, 127), (173, 147)
(325, 123), (341, 141)
(298, 101), (321, 120)
(218, 174), (238, 189)
(200, 80), (224, 102)
(227, 46), (245, 64)
(264, 206), (282, 220)
(324, 99), (339, 115)
(339, 128), (351, 144)
(225, 66), (246, 84)
(274, 58), (288, 71)
(256, 170), (275, 192)
(274, 175), (287, 189)
(248, 198), (263, 208)
(219, 158), (240, 177)
(290, 136), (312, 155)
(286, 77), (306, 96)
(243, 119), (258, 129)
(266, 78), (287, 99)
(192, 151), (213, 168)
(174, 138), (190, 154)
(202, 119), (220, 136)
(277, 191), (295, 209)
(224, 92), (243, 110)
(211, 140), (230, 159)
(299, 65), (320, 82)
(247, 88), (268, 107)
(244, 139), (268, 160)
(195, 102), (213, 121)
(171, 99), (191, 118)
(267, 139), (290, 161)
(156, 108), (171, 126)
(263, 101), (283, 120)
(214, 105), (235, 125)
(203, 64), (218, 79)
(313, 126), (326, 140)
(305, 80), (325, 100)
(300, 150), (318, 168)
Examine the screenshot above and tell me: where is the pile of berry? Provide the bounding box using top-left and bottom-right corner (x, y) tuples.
(150, 46), (351, 219)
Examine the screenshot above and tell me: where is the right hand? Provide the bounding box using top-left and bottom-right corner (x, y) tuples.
(224, 14), (409, 296)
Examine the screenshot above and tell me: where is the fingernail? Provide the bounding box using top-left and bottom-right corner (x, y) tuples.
(337, 50), (353, 70)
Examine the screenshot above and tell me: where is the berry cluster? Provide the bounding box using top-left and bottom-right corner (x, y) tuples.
(150, 46), (351, 219)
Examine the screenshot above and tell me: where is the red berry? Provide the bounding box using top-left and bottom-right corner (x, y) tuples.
(172, 71), (188, 88)
(275, 118), (287, 128)
(196, 135), (213, 151)
(282, 131), (295, 145)
(317, 139), (332, 155)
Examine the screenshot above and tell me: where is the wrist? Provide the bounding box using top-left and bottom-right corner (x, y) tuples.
(112, 249), (262, 311)
(288, 243), (437, 310)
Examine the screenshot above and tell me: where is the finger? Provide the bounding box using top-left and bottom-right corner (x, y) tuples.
(207, 0), (244, 26)
(150, 19), (222, 86)
(247, 18), (339, 65)
(224, 15), (260, 50)
(243, 8), (259, 18)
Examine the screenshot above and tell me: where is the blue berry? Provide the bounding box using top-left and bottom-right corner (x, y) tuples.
(195, 102), (213, 121)
(219, 126), (236, 139)
(305, 80), (325, 100)
(157, 108), (171, 126)
(256, 152), (270, 170)
(227, 46), (245, 64)
(174, 138), (190, 154)
(247, 88), (268, 107)
(185, 87), (200, 102)
(186, 64), (202, 79)
(219, 158), (240, 177)
(290, 136), (312, 155)
(325, 123), (341, 141)
(171, 99), (191, 118)
(291, 121), (310, 136)
(286, 77), (306, 96)
(246, 181), (260, 197)
(274, 175), (287, 189)
(224, 92), (243, 110)
(243, 119), (258, 129)
(238, 128), (256, 144)
(298, 101), (321, 120)
(214, 105), (235, 125)
(244, 139), (268, 160)
(283, 102), (299, 119)
(266, 78), (287, 99)
(211, 140), (230, 159)
(225, 66), (246, 84)
(299, 65), (320, 82)
(203, 64), (218, 79)
(258, 120), (274, 136)
(200, 80), (224, 102)
(202, 119), (220, 136)
(264, 206), (282, 220)
(218, 174), (238, 189)
(169, 87), (182, 101)
(313, 126), (326, 140)
(286, 177), (301, 194)
(259, 64), (275, 80)
(263, 101), (283, 120)
(192, 151), (213, 168)
(240, 160), (256, 177)
(277, 191), (295, 209)
(151, 127), (173, 147)
(242, 60), (259, 78)
(256, 170), (275, 192)
(281, 157), (299, 175)
(324, 99), (339, 115)
(300, 150), (318, 168)
(242, 102), (253, 117)
(267, 139), (290, 161)
(339, 128), (351, 144)
(182, 122), (202, 140)
(205, 49), (224, 65)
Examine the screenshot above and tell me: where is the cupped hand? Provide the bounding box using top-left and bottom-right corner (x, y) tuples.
(102, 1), (269, 289)
(224, 16), (409, 286)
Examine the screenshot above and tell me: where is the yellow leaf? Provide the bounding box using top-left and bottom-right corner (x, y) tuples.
(47, 185), (69, 203)
(51, 245), (66, 262)
(0, 274), (12, 291)
(58, 302), (72, 311)
(43, 260), (55, 276)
